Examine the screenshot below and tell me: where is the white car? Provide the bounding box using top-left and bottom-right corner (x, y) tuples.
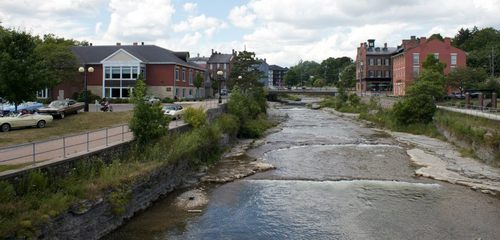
(0, 113), (53, 132)
(162, 104), (184, 120)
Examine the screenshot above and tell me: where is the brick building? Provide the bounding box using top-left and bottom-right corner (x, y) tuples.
(355, 39), (397, 93)
(54, 43), (206, 100)
(392, 36), (467, 96)
(207, 49), (237, 90)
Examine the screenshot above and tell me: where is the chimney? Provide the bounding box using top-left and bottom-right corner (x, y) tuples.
(141, 42), (144, 45)
(197, 53), (200, 57)
(116, 42), (121, 46)
(410, 36), (416, 40)
(232, 49), (235, 55)
(444, 37), (451, 45)
(367, 39), (375, 48)
(133, 42), (138, 46)
(211, 49), (214, 54)
(90, 43), (93, 46)
(384, 43), (387, 49)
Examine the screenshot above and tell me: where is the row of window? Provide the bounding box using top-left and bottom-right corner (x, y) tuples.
(368, 70), (391, 78)
(175, 67), (200, 85)
(368, 58), (390, 66)
(209, 63), (228, 70)
(412, 53), (458, 66)
(174, 88), (199, 97)
(104, 66), (141, 79)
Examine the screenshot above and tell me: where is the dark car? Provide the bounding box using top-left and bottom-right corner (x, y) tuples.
(37, 99), (84, 119)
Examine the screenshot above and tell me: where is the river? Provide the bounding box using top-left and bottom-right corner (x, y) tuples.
(106, 103), (500, 240)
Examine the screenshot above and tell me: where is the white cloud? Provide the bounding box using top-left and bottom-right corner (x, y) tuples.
(228, 6), (256, 28)
(173, 14), (226, 32)
(180, 32), (202, 46)
(104, 0), (175, 42)
(95, 22), (102, 34)
(183, 2), (197, 13)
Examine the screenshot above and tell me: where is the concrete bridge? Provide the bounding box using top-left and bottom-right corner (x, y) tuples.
(267, 87), (338, 95)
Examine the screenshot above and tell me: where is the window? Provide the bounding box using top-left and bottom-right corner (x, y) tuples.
(369, 58), (374, 66)
(105, 67), (111, 79)
(122, 67), (131, 79)
(223, 64), (227, 70)
(413, 66), (420, 78)
(385, 70), (390, 77)
(451, 53), (457, 65)
(189, 69), (193, 85)
(132, 67), (138, 78)
(111, 67), (120, 79)
(175, 88), (179, 96)
(37, 88), (49, 98)
(182, 69), (186, 81)
(189, 89), (193, 96)
(182, 88), (185, 97)
(377, 71), (381, 77)
(433, 53), (439, 60)
(217, 63), (220, 69)
(210, 64), (213, 70)
(175, 67), (179, 81)
(377, 58), (381, 66)
(368, 70), (374, 77)
(412, 53), (420, 66)
(385, 58), (390, 66)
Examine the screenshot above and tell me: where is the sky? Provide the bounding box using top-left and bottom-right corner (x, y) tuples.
(0, 0), (499, 67)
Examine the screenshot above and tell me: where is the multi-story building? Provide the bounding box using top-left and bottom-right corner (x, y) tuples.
(268, 65), (288, 88)
(207, 49), (237, 90)
(188, 54), (212, 97)
(58, 43), (206, 100)
(356, 39), (397, 93)
(392, 36), (467, 96)
(255, 58), (270, 86)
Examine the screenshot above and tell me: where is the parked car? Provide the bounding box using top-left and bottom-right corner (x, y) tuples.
(0, 112), (53, 132)
(144, 96), (161, 105)
(37, 99), (84, 119)
(162, 104), (184, 120)
(0, 101), (43, 116)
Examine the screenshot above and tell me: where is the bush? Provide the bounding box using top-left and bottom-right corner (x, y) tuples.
(161, 97), (175, 103)
(182, 107), (207, 128)
(239, 115), (272, 138)
(75, 90), (101, 103)
(108, 98), (130, 104)
(393, 94), (436, 125)
(213, 114), (239, 136)
(0, 181), (16, 202)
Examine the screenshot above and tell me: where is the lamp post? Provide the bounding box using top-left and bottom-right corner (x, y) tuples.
(216, 70), (223, 104)
(78, 66), (94, 112)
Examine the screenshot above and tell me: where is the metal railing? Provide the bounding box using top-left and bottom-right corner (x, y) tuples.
(0, 124), (133, 166)
(436, 104), (500, 121)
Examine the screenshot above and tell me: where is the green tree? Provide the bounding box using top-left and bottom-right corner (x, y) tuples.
(407, 70), (446, 99)
(194, 72), (203, 98)
(422, 54), (446, 74)
(446, 67), (488, 92)
(393, 94), (437, 124)
(229, 51), (262, 92)
(428, 33), (444, 41)
(320, 57), (353, 85)
(339, 63), (356, 88)
(35, 34), (78, 89)
(129, 74), (169, 144)
(284, 67), (300, 86)
(0, 29), (50, 110)
(313, 78), (326, 88)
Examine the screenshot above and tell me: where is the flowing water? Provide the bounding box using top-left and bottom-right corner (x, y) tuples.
(106, 104), (500, 240)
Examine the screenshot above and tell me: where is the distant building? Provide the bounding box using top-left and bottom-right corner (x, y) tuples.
(54, 43), (206, 100)
(355, 39), (397, 93)
(207, 49), (237, 90)
(188, 53), (212, 97)
(255, 58), (269, 86)
(268, 65), (288, 87)
(392, 36), (467, 96)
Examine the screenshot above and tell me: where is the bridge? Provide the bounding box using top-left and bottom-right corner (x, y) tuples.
(267, 87), (338, 95)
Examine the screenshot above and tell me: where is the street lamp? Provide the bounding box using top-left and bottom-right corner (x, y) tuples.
(216, 70), (223, 104)
(78, 66), (94, 112)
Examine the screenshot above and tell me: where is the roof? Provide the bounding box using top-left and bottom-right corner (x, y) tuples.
(269, 64), (287, 71)
(188, 56), (209, 62)
(207, 53), (233, 63)
(365, 47), (398, 55)
(71, 45), (204, 70)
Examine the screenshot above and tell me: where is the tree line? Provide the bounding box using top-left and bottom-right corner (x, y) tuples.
(0, 25), (84, 109)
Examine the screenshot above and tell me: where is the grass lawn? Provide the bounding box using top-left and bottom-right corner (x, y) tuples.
(0, 111), (132, 148)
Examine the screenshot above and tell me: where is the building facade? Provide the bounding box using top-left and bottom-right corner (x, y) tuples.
(268, 65), (287, 88)
(57, 44), (206, 100)
(392, 36), (467, 96)
(356, 39), (397, 93)
(207, 49), (237, 90)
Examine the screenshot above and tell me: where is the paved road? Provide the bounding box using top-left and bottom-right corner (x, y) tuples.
(0, 99), (227, 171)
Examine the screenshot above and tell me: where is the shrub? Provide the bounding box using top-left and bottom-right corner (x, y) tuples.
(109, 188), (131, 215)
(239, 115), (272, 138)
(161, 97), (175, 103)
(213, 114), (239, 136)
(182, 107), (207, 128)
(18, 171), (49, 195)
(75, 90), (101, 103)
(0, 181), (16, 202)
(393, 94), (436, 125)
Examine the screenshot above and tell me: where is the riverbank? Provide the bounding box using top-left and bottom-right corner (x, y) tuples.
(322, 107), (500, 196)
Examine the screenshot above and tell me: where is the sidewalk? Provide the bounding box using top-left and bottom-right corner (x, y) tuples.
(437, 105), (500, 121)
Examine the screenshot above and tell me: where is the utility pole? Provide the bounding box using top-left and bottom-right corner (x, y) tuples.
(491, 47), (495, 77)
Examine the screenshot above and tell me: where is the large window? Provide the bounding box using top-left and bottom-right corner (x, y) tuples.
(369, 58), (374, 66)
(175, 67), (179, 81)
(433, 53), (439, 60)
(385, 58), (390, 66)
(104, 65), (140, 98)
(189, 69), (193, 85)
(451, 53), (457, 65)
(37, 88), (49, 99)
(385, 70), (390, 78)
(182, 69), (186, 82)
(377, 58), (381, 66)
(412, 66), (420, 78)
(412, 53), (420, 66)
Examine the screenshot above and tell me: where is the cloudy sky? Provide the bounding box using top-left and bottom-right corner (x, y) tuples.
(0, 0), (499, 67)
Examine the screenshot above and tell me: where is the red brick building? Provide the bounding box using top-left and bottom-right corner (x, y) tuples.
(356, 39), (397, 93)
(50, 43), (206, 100)
(392, 36), (467, 96)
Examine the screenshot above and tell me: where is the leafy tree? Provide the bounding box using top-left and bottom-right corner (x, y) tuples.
(0, 29), (50, 110)
(453, 28), (472, 49)
(320, 57), (352, 85)
(393, 94), (436, 124)
(446, 67), (488, 92)
(284, 67), (300, 86)
(422, 54), (446, 74)
(339, 63), (356, 88)
(35, 34), (78, 88)
(407, 70), (446, 99)
(194, 72), (203, 98)
(129, 74), (169, 144)
(229, 50), (263, 92)
(313, 78), (326, 88)
(428, 33), (444, 41)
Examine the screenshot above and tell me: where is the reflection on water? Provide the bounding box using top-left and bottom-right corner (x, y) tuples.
(106, 105), (500, 240)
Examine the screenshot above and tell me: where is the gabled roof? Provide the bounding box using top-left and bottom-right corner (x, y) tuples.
(71, 45), (204, 70)
(207, 53), (233, 63)
(366, 47), (398, 55)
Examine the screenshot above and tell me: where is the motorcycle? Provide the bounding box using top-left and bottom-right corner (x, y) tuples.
(100, 102), (113, 112)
